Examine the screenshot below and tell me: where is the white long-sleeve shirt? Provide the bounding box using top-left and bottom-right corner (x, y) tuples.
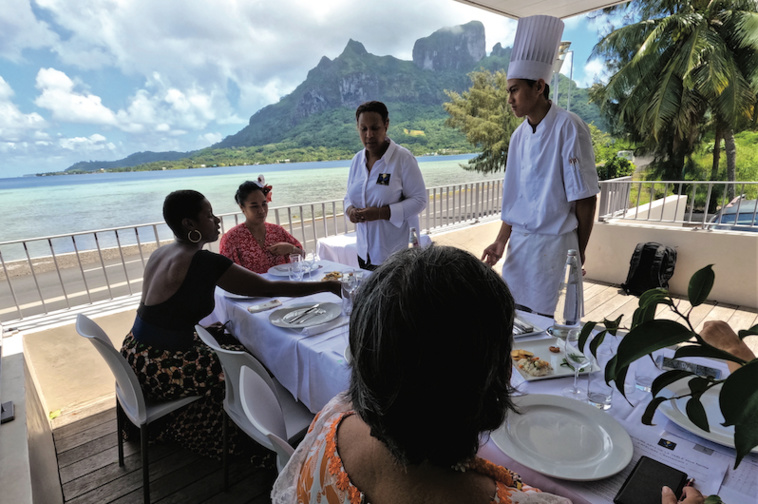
(344, 138), (427, 264)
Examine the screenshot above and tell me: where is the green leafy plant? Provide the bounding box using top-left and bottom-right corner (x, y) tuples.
(578, 265), (758, 468)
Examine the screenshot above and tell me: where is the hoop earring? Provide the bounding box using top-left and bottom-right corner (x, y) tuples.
(187, 229), (202, 243)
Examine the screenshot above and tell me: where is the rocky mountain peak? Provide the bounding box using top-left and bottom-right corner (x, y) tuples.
(412, 20), (485, 72)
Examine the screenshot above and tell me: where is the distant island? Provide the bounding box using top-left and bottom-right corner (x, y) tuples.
(46, 21), (603, 176)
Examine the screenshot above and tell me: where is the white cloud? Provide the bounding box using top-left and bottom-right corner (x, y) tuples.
(0, 75), (47, 141)
(58, 133), (113, 151)
(0, 0), (59, 61)
(200, 132), (222, 144)
(34, 67), (118, 124)
(580, 59), (611, 87)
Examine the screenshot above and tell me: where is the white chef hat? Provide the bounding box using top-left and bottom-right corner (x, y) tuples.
(508, 15), (565, 83)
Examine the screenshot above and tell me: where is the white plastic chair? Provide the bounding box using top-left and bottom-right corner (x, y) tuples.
(239, 365), (296, 473)
(77, 314), (201, 504)
(195, 325), (313, 483)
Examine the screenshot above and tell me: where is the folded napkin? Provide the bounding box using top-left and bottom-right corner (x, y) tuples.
(300, 316), (349, 337)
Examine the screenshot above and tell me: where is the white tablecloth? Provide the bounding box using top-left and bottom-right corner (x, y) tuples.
(317, 232), (432, 267)
(210, 260), (355, 413)
(210, 277), (755, 503)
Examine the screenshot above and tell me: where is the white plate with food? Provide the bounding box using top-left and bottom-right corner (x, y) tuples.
(269, 302), (341, 329)
(492, 394), (633, 480)
(659, 380), (758, 453)
(511, 338), (599, 381)
(267, 262), (320, 277)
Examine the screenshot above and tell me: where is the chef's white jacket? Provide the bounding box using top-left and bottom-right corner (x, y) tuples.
(500, 104), (599, 314)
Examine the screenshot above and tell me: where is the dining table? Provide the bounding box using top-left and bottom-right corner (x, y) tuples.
(317, 232), (431, 268)
(204, 260), (757, 504)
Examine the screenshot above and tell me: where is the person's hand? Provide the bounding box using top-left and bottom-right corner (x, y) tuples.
(324, 280), (342, 297)
(353, 206), (386, 223)
(268, 242), (300, 256)
(701, 321), (745, 354)
(481, 241), (505, 267)
(346, 206), (360, 224)
(661, 485), (703, 504)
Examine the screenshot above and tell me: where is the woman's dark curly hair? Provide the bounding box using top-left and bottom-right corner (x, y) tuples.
(348, 245), (516, 467)
(163, 189), (206, 236)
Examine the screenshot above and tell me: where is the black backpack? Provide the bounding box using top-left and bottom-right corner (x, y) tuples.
(620, 242), (677, 296)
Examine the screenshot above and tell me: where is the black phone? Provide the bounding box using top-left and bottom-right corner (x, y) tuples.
(655, 356), (722, 379)
(614, 456), (688, 504)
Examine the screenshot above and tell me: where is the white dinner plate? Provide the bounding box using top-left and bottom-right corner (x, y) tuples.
(492, 394), (633, 480)
(269, 302), (341, 329)
(659, 380), (758, 453)
(267, 262), (320, 277)
(512, 338), (600, 381)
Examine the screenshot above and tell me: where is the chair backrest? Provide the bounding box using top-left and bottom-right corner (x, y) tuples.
(239, 365), (293, 468)
(76, 314), (147, 424)
(195, 325), (280, 411)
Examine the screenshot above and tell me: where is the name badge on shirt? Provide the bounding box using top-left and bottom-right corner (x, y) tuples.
(376, 173), (391, 185)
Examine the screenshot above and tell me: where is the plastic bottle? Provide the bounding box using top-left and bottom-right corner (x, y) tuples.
(551, 249), (584, 339)
(409, 227), (420, 248)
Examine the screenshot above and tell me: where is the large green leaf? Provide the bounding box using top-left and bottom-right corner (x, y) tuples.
(650, 369), (692, 397)
(687, 264), (715, 306)
(685, 396), (710, 432)
(674, 344), (746, 365)
(642, 396), (669, 425)
(613, 320), (695, 371)
(737, 323), (758, 339)
(733, 417), (758, 468)
(719, 360), (758, 426)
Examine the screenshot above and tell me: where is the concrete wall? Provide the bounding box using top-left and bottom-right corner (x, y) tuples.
(0, 333), (63, 504)
(585, 220), (758, 309)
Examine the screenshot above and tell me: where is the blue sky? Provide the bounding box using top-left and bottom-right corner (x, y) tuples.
(0, 0), (617, 178)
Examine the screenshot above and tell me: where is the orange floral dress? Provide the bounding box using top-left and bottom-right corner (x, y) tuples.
(271, 394), (572, 504)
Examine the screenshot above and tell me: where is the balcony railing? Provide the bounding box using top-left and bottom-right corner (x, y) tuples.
(3, 178), (755, 325)
(0, 181), (503, 323)
(598, 178), (758, 230)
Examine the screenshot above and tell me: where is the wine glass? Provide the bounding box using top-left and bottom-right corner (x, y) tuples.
(562, 328), (590, 400)
(340, 273), (358, 316)
(288, 254), (304, 282)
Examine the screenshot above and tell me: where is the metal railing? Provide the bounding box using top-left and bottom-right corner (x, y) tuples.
(0, 181), (503, 323)
(597, 178), (758, 230)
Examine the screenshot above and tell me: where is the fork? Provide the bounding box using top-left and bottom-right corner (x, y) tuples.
(284, 304), (322, 323)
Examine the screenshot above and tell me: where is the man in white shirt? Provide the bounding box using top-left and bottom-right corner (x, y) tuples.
(481, 16), (599, 316)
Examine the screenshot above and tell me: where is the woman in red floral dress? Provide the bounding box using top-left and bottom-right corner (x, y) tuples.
(220, 176), (304, 274)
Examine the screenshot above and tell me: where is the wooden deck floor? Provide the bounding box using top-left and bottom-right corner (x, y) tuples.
(53, 407), (278, 504)
(50, 279), (758, 503)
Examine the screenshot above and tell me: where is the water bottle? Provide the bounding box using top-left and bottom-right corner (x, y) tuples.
(408, 227), (420, 248)
(550, 249), (583, 340)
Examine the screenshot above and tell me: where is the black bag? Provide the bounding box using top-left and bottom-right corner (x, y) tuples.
(620, 242), (677, 296)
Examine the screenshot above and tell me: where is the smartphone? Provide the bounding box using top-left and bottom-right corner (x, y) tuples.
(655, 356), (722, 379)
(614, 456), (688, 504)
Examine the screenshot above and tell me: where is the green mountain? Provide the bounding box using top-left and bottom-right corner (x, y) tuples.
(64, 21), (603, 173)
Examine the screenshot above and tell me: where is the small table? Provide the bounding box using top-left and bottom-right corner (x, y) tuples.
(317, 232), (432, 267)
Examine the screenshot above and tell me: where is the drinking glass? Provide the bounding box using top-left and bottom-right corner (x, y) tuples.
(288, 254), (303, 281)
(585, 340), (615, 409)
(341, 274), (357, 316)
(302, 251), (315, 278)
(562, 329), (590, 400)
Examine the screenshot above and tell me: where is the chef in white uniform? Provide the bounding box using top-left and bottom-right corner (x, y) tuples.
(482, 15), (599, 316)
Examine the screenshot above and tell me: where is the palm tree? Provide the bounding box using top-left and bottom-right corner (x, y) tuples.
(591, 0), (758, 195)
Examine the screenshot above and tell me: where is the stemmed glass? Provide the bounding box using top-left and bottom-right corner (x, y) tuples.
(341, 273), (358, 316)
(562, 328), (590, 400)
